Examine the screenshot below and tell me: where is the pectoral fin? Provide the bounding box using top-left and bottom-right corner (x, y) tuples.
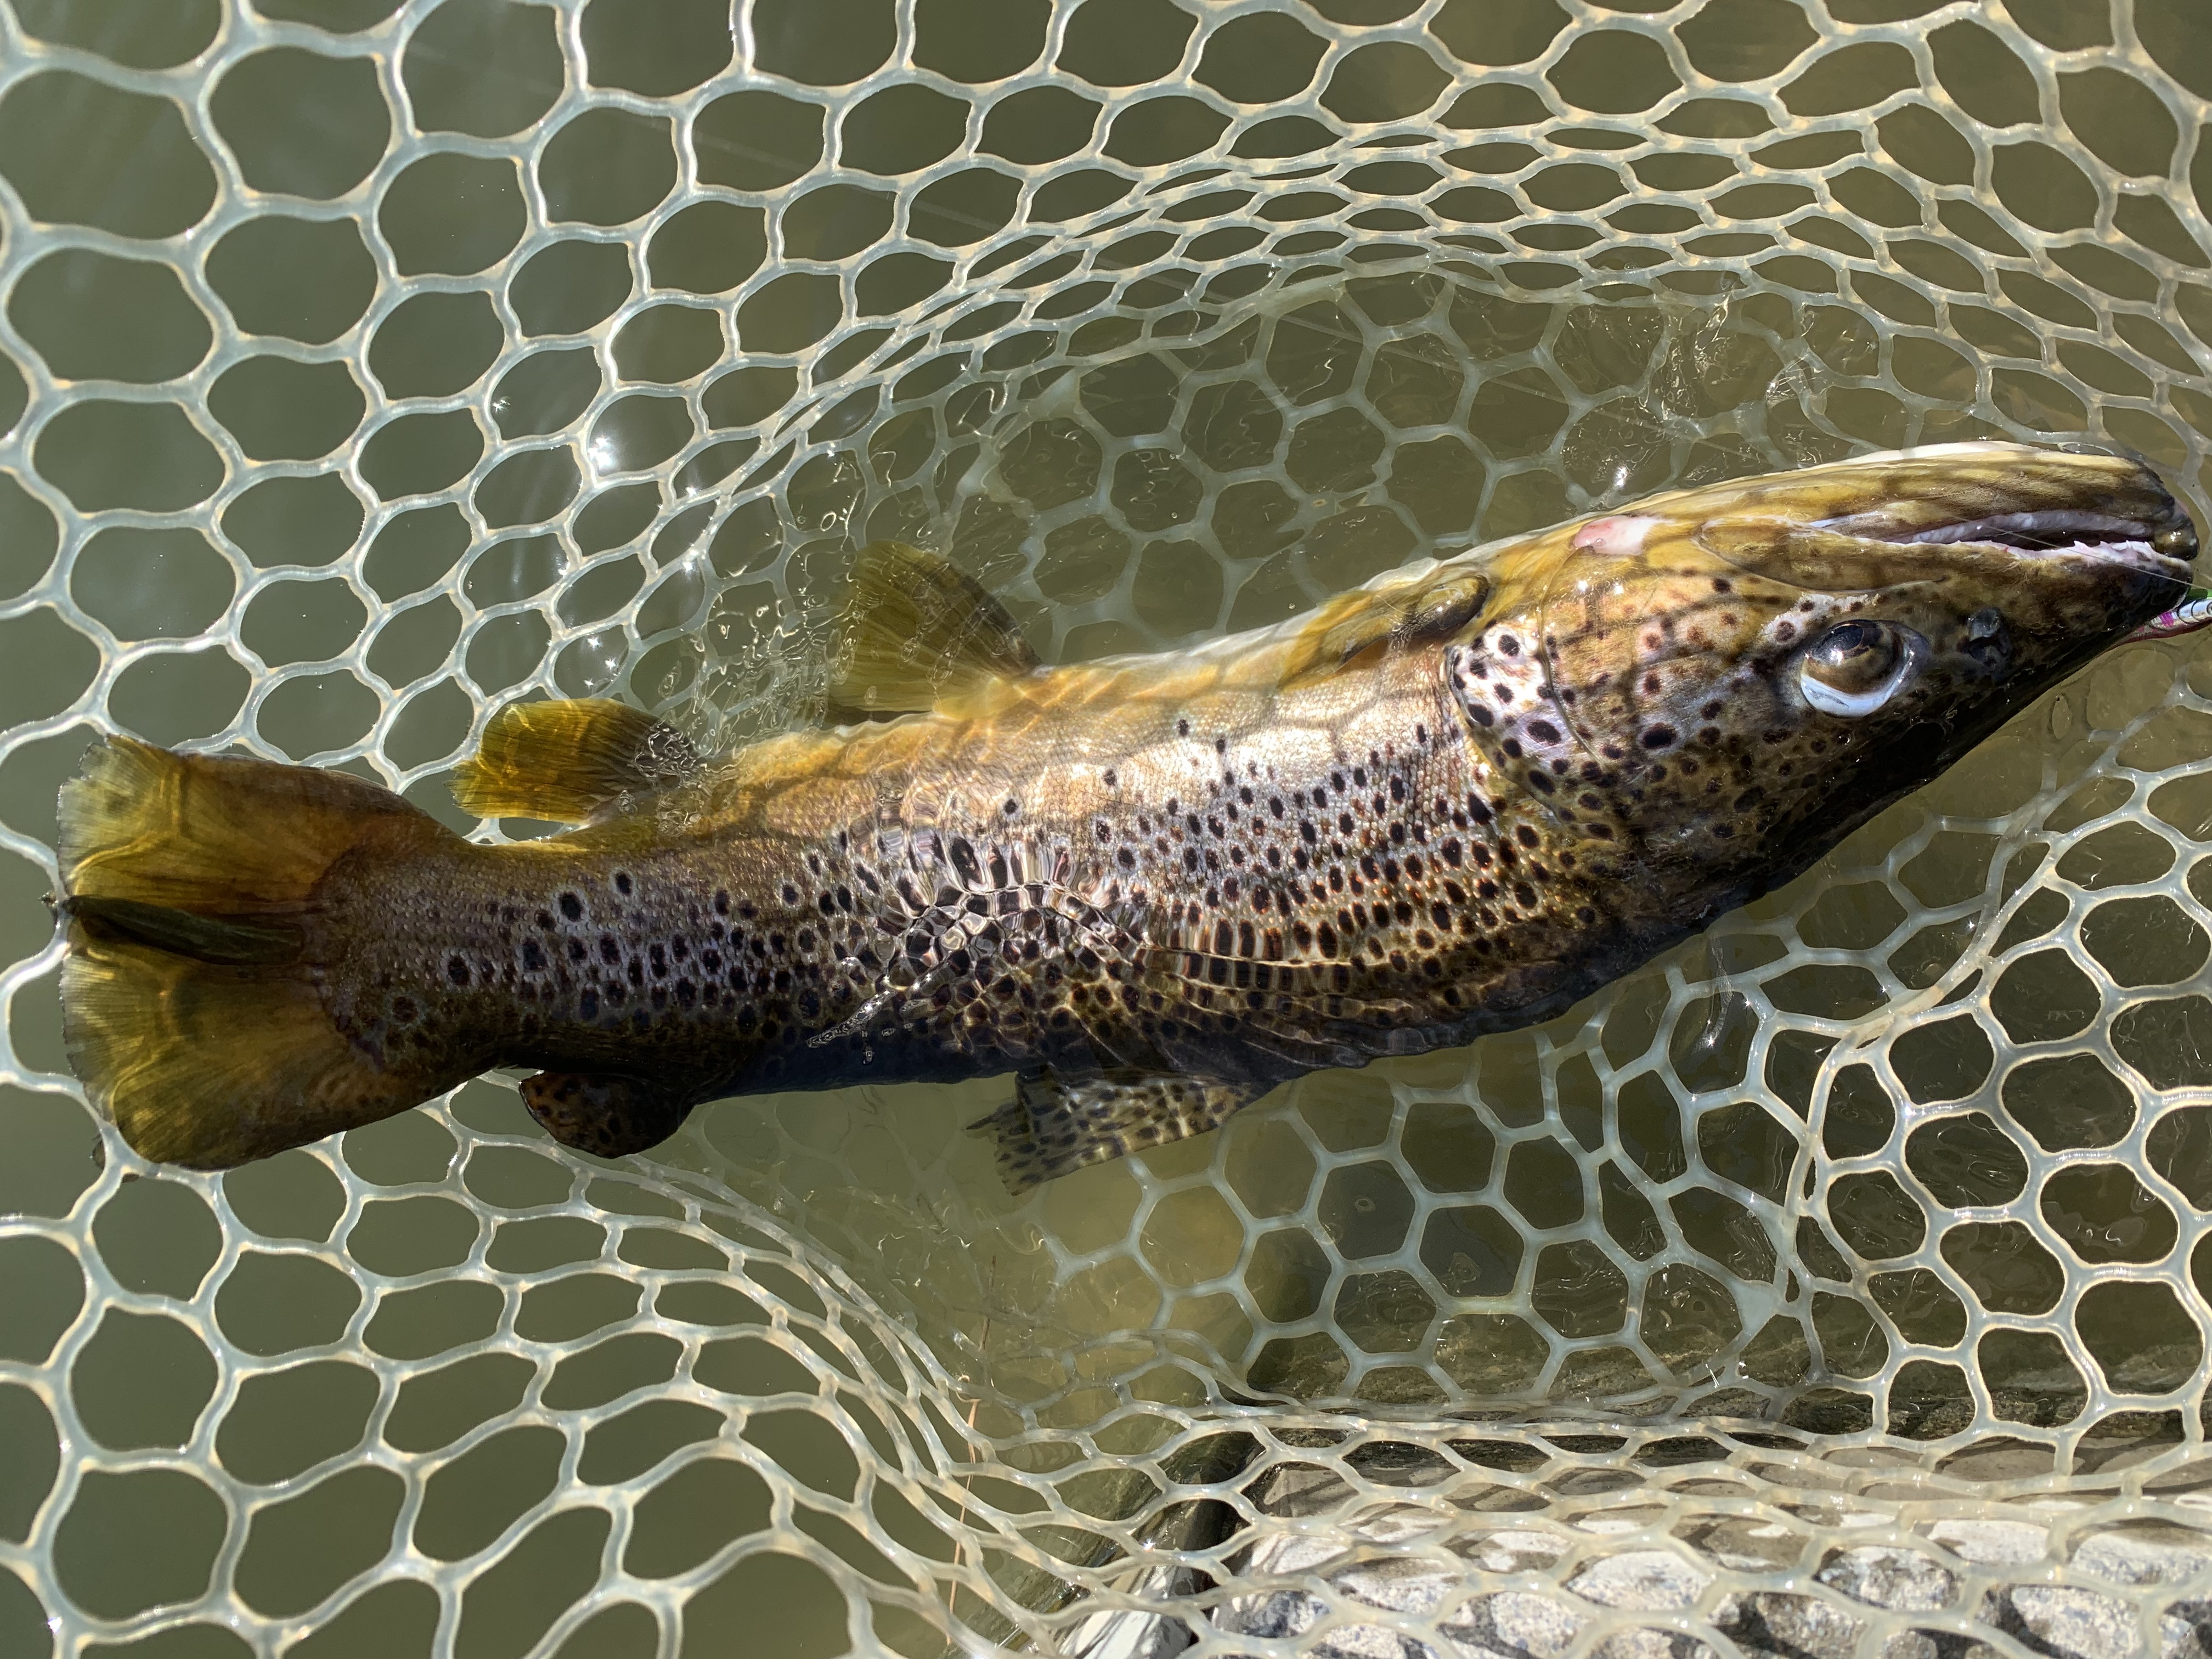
(522, 1071), (693, 1158)
(969, 1070), (1264, 1192)
(452, 699), (699, 825)
(1287, 568), (1492, 687)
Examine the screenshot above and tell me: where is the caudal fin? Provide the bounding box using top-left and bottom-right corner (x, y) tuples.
(57, 735), (457, 1170)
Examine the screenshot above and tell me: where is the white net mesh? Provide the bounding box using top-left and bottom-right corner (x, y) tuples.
(12, 0), (2212, 1654)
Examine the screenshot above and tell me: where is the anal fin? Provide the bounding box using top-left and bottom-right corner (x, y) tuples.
(969, 1070), (1263, 1193)
(452, 699), (699, 825)
(522, 1071), (693, 1158)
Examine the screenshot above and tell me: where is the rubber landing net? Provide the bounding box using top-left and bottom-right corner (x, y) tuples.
(11, 1), (2212, 1655)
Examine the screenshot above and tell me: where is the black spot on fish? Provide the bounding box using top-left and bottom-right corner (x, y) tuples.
(558, 892), (583, 922)
(600, 936), (621, 964)
(614, 872), (633, 896)
(781, 884), (800, 906)
(1641, 725), (1677, 749)
(1498, 634), (1520, 655)
(392, 996), (417, 1023)
(579, 988), (599, 1020)
(1525, 720), (1560, 744)
(447, 956), (469, 986)
(522, 939), (545, 971)
(714, 890), (731, 915)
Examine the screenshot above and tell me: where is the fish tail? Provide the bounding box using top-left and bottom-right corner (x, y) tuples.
(55, 734), (458, 1170)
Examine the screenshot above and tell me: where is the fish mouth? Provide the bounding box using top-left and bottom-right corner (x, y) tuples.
(1884, 509), (2198, 584)
(1800, 443), (2202, 588)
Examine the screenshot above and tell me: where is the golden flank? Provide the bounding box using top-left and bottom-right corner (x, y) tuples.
(54, 444), (2196, 1188)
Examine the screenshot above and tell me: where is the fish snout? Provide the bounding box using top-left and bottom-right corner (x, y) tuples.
(1807, 443), (2198, 585)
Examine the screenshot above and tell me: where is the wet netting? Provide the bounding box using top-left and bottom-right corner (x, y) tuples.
(12, 0), (2212, 1655)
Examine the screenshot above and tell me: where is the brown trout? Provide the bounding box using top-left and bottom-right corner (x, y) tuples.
(55, 443), (2196, 1188)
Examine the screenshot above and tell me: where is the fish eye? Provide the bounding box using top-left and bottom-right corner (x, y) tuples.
(1806, 621), (1896, 690)
(1800, 620), (1922, 717)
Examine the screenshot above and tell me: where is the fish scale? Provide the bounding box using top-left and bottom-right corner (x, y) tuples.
(52, 442), (2198, 1191)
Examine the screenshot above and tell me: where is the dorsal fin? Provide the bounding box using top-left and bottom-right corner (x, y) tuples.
(451, 698), (699, 824)
(827, 541), (1041, 719)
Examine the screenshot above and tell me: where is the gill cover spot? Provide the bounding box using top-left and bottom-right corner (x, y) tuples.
(1571, 515), (1661, 557)
(1799, 619), (1926, 717)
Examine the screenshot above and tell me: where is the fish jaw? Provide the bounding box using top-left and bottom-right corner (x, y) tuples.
(1447, 443), (2198, 915)
(1785, 440), (2195, 562)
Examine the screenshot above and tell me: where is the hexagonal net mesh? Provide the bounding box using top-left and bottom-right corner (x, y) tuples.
(12, 0), (2212, 1655)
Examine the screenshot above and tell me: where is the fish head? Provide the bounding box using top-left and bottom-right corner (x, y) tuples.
(1449, 441), (2198, 899)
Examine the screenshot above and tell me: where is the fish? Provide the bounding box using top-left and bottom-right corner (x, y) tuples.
(52, 441), (2197, 1190)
